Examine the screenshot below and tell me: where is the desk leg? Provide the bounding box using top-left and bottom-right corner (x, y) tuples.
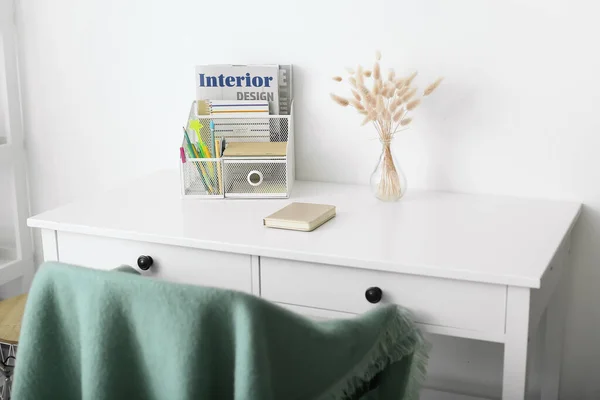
(541, 273), (567, 400)
(40, 229), (59, 262)
(502, 286), (531, 400)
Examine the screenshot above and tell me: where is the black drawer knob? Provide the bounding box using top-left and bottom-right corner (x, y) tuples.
(365, 287), (383, 304)
(137, 255), (154, 271)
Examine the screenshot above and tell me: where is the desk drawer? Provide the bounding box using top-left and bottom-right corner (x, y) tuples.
(56, 232), (252, 293)
(260, 258), (506, 333)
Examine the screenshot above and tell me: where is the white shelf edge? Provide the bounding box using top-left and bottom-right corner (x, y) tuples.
(421, 388), (493, 400)
(0, 258), (24, 286)
(0, 245), (17, 261)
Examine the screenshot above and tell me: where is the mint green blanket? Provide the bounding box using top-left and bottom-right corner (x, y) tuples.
(13, 262), (427, 400)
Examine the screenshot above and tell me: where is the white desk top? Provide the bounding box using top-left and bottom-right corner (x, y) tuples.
(28, 170), (581, 288)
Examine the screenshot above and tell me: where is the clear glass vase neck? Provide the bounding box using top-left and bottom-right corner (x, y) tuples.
(370, 137), (407, 202)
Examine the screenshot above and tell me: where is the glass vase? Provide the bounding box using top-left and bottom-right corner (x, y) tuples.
(370, 140), (407, 201)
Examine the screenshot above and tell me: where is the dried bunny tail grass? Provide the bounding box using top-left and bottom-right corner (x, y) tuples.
(373, 80), (381, 95)
(359, 84), (370, 96)
(400, 117), (413, 126)
(388, 69), (396, 82)
(395, 78), (406, 88)
(345, 67), (355, 74)
(369, 94), (377, 108)
(349, 98), (366, 111)
(373, 62), (381, 80)
(330, 93), (350, 107)
(385, 82), (395, 97)
(405, 71), (418, 85)
(424, 77), (443, 96)
(406, 99), (421, 110)
(364, 70), (372, 77)
(377, 79), (385, 95)
(390, 97), (401, 111)
(376, 50), (382, 61)
(357, 66), (365, 86)
(360, 85), (375, 106)
(401, 88), (417, 103)
(376, 95), (384, 114)
(351, 89), (362, 101)
(393, 110), (404, 122)
(361, 110), (376, 126)
(396, 86), (409, 99)
(357, 74), (364, 87)
(358, 109), (368, 115)
(382, 108), (391, 121)
(332, 76), (342, 82)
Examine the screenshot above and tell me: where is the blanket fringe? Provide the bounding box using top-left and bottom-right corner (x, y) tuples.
(317, 306), (429, 400)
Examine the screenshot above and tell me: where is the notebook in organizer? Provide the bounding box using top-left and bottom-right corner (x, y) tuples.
(223, 142), (287, 157)
(263, 203), (336, 232)
(197, 100), (270, 117)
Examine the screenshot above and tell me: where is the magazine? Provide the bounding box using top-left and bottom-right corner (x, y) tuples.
(195, 65), (280, 115)
(278, 65), (293, 115)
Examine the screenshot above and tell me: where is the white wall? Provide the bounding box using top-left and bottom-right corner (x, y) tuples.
(15, 0), (600, 397)
(0, 24), (14, 249)
(0, 168), (16, 249)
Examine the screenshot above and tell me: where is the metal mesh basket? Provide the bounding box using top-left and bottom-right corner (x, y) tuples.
(195, 117), (289, 144)
(181, 159), (224, 197)
(223, 160), (287, 197)
(180, 101), (294, 199)
(0, 342), (16, 400)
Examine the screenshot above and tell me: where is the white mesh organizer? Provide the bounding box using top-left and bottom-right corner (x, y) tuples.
(180, 101), (294, 199)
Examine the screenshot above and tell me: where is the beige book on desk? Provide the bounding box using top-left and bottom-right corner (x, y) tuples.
(263, 203), (336, 232)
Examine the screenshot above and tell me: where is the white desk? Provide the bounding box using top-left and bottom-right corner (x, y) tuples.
(28, 170), (581, 400)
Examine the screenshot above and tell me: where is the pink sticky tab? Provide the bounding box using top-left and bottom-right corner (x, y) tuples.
(180, 147), (186, 163)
